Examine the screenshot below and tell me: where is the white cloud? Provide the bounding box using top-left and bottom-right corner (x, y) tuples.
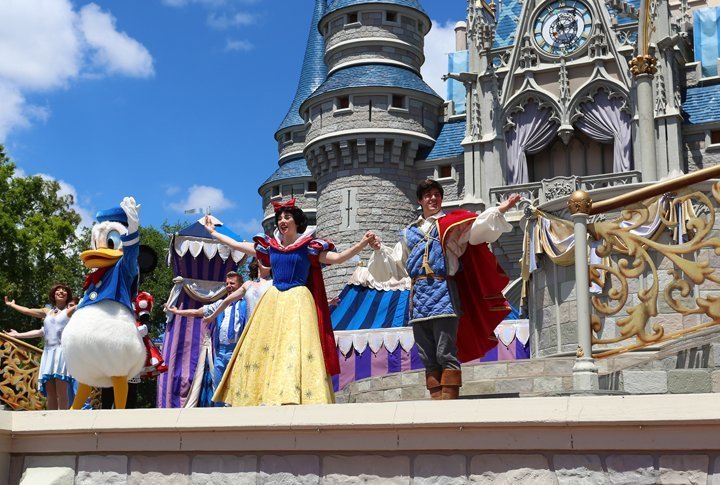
(170, 185), (235, 214)
(12, 165), (26, 178)
(79, 4), (154, 78)
(0, 0), (81, 91)
(0, 0), (154, 141)
(164, 185), (181, 196)
(163, 0), (260, 7)
(37, 173), (94, 230)
(225, 39), (254, 52)
(421, 20), (457, 100)
(0, 83), (32, 138)
(208, 11), (257, 29)
(230, 218), (262, 237)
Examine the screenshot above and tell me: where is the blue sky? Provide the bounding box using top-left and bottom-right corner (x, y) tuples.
(1, 0), (467, 241)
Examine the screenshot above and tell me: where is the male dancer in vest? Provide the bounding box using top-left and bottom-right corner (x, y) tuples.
(166, 271), (247, 403)
(369, 180), (520, 399)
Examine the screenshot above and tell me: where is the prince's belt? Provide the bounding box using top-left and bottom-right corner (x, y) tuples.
(412, 274), (453, 283)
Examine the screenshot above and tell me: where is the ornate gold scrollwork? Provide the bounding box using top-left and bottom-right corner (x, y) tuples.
(589, 185), (720, 356)
(629, 55), (658, 77)
(0, 334), (45, 410)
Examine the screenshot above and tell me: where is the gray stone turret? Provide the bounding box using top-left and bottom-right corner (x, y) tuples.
(302, 0), (445, 295)
(320, 1), (430, 74)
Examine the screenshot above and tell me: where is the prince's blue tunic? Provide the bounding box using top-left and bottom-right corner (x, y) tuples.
(404, 223), (459, 323)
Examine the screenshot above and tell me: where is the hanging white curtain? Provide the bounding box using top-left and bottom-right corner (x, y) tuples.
(506, 102), (559, 184)
(575, 90), (633, 173)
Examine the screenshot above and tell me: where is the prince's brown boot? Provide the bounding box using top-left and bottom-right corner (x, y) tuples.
(425, 370), (442, 400)
(441, 368), (462, 400)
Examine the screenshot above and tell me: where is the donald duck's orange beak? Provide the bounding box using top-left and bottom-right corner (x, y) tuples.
(80, 248), (123, 268)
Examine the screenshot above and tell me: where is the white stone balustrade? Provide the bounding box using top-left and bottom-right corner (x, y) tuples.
(2, 394), (720, 484)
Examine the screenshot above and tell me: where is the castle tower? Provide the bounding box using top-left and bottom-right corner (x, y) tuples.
(258, 0), (328, 233)
(301, 0), (445, 294)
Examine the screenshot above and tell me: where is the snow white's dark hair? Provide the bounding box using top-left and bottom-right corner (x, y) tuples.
(274, 207), (308, 233)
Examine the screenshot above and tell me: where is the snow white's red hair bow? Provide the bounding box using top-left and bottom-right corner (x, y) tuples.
(271, 198), (297, 213)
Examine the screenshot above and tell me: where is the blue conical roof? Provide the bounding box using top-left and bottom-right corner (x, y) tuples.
(304, 64), (441, 105)
(276, 0), (328, 133)
(326, 0), (426, 15)
(261, 158), (312, 187)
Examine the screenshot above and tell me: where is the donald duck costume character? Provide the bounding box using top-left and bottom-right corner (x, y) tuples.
(62, 197), (146, 409)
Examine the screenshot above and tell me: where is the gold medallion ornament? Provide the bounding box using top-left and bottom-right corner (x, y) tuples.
(568, 190), (593, 215)
(629, 55), (658, 77)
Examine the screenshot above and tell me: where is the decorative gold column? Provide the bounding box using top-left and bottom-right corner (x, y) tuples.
(631, 0), (659, 182)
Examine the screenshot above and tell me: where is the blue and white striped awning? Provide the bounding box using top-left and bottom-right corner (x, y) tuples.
(331, 283), (521, 332)
(330, 282), (524, 357)
(331, 285), (409, 331)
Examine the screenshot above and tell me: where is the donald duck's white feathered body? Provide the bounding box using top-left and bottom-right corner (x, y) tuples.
(62, 197), (146, 409)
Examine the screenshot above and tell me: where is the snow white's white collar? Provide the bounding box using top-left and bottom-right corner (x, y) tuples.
(272, 225), (317, 250)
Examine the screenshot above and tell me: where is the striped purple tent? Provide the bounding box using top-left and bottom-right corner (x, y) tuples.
(156, 217), (244, 408)
(330, 283), (529, 392)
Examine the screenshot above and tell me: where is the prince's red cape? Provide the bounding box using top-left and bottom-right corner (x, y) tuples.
(438, 210), (512, 361)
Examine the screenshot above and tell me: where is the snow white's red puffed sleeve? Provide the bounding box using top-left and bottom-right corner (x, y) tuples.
(307, 238), (336, 265)
(252, 233), (271, 266)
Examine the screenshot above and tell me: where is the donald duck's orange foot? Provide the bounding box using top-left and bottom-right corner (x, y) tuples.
(111, 376), (129, 410)
(70, 383), (93, 410)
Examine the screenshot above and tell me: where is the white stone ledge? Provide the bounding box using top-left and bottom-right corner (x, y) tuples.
(3, 394), (720, 455)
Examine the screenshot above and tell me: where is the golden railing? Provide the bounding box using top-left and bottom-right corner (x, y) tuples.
(0, 334), (45, 411)
(569, 164), (720, 360)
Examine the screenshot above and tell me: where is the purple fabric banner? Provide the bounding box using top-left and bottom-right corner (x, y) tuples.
(157, 250), (237, 408)
(334, 339), (530, 392)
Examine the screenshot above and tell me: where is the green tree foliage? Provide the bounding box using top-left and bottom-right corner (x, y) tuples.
(0, 146), (84, 332)
(0, 145), (190, 408)
(137, 223), (183, 335)
(133, 222), (182, 408)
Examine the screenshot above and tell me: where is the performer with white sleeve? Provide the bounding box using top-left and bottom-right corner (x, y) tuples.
(368, 179), (520, 400)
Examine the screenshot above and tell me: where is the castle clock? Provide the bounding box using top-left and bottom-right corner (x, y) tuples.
(533, 0), (593, 56)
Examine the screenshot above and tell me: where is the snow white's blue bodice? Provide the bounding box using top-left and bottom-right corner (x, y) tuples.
(269, 245), (311, 291)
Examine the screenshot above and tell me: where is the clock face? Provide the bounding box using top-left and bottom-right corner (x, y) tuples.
(533, 0), (593, 56)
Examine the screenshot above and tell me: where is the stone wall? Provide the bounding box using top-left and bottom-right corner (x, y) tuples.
(492, 222), (524, 280)
(326, 45), (423, 73)
(15, 451), (720, 484)
(315, 172), (417, 295)
(5, 394), (720, 485)
(685, 130), (720, 172)
(305, 94), (439, 143)
(414, 160), (465, 204)
(276, 128), (307, 161)
(261, 193), (318, 234)
(325, 15), (424, 55)
(530, 260), (580, 357)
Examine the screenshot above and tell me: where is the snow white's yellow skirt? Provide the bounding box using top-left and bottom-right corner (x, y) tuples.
(213, 285), (335, 406)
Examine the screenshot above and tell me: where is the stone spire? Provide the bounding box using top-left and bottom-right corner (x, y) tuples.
(259, 1), (328, 234)
(276, 0), (328, 135)
(301, 0), (445, 295)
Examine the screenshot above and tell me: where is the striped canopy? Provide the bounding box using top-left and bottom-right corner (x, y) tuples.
(331, 285), (409, 331)
(331, 284), (520, 331)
